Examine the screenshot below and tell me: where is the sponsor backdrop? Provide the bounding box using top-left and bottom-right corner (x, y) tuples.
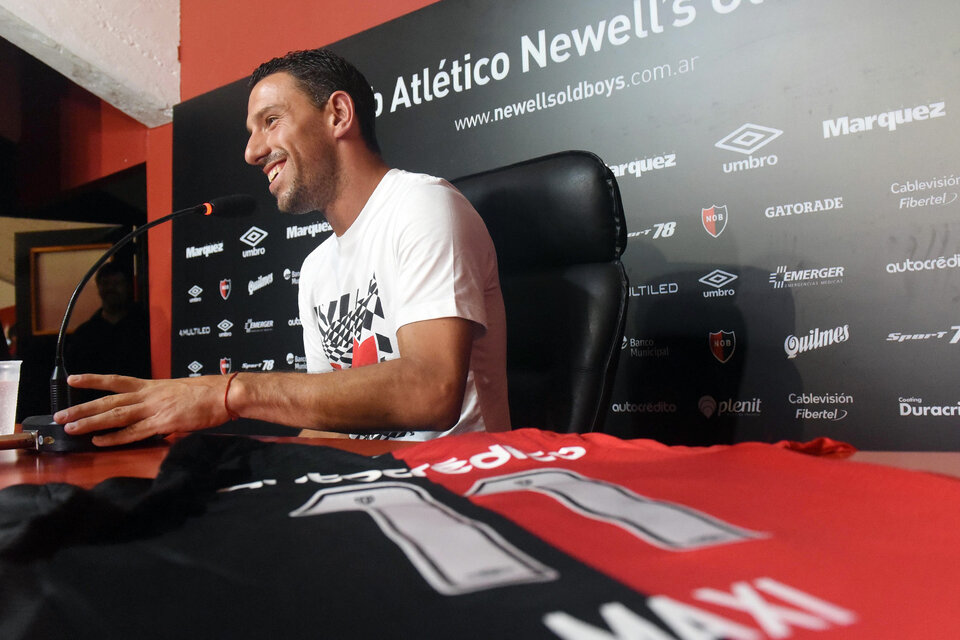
(172, 0), (960, 450)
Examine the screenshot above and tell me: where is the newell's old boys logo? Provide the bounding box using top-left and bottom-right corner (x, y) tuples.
(702, 205), (728, 237)
(709, 331), (736, 363)
(220, 279), (232, 300)
(220, 357), (232, 375)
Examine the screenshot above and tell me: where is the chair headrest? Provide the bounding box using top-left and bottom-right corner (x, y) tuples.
(452, 151), (627, 273)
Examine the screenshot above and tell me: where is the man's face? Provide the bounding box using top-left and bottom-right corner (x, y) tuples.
(96, 272), (132, 313)
(245, 72), (341, 215)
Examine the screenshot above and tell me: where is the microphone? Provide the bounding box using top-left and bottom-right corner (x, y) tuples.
(14, 195), (257, 453)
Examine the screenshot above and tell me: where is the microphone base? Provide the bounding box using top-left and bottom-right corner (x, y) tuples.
(20, 416), (160, 453)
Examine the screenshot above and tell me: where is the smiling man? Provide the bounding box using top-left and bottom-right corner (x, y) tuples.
(57, 48), (510, 445)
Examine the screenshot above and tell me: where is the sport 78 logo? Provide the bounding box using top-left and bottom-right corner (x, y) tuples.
(627, 221), (676, 240)
(886, 326), (960, 344)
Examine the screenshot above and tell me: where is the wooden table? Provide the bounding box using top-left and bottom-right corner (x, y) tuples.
(0, 434), (412, 489)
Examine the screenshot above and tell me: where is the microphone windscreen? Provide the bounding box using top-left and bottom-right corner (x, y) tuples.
(205, 194), (257, 218)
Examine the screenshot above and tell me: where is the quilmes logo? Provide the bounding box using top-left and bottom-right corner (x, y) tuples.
(699, 269), (737, 298)
(220, 279), (232, 300)
(709, 330), (736, 363)
(699, 395), (762, 418)
(701, 205), (728, 237)
(784, 325), (850, 359)
(789, 392), (853, 421)
(240, 226), (268, 258)
(715, 123), (782, 174)
(769, 265), (845, 289)
(823, 101), (945, 139)
(898, 396), (960, 417)
(187, 361), (203, 377)
(187, 285), (203, 303)
(248, 272), (274, 295)
(217, 319), (234, 338)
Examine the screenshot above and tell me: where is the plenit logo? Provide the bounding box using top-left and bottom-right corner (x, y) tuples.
(715, 123), (782, 174)
(709, 330), (735, 363)
(784, 325), (850, 359)
(187, 285), (203, 303)
(699, 269), (737, 298)
(699, 395), (762, 418)
(701, 205), (728, 237)
(240, 226), (268, 258)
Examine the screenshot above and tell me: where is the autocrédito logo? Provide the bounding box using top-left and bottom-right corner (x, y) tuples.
(788, 392), (852, 421)
(784, 325), (850, 359)
(886, 254), (960, 274)
(715, 123), (782, 174)
(611, 400), (677, 414)
(898, 397), (960, 417)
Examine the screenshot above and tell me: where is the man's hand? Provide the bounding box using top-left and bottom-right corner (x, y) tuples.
(54, 374), (230, 447)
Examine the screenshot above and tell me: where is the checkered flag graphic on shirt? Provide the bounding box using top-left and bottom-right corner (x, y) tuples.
(314, 274), (393, 368)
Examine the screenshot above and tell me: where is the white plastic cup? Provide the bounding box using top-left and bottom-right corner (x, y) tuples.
(0, 360), (22, 436)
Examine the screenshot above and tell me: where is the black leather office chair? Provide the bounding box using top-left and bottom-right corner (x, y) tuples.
(452, 150), (628, 433)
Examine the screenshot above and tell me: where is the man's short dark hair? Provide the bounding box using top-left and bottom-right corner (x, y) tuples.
(250, 48), (381, 154)
(95, 261), (132, 285)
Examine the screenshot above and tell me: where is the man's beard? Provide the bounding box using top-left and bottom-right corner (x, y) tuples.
(277, 152), (342, 216)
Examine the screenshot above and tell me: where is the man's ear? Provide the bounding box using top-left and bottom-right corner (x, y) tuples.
(327, 90), (356, 140)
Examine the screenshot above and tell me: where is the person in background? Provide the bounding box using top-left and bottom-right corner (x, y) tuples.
(66, 261), (151, 404)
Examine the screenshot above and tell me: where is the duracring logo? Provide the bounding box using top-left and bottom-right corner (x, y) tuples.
(240, 226), (268, 258)
(886, 254), (960, 274)
(187, 285), (203, 303)
(283, 268), (301, 285)
(764, 196), (844, 219)
(217, 319), (234, 338)
(286, 221), (332, 240)
(187, 361), (203, 377)
(891, 174), (959, 210)
(823, 101), (945, 139)
(887, 326), (960, 344)
(611, 400), (677, 414)
(629, 282), (678, 297)
(715, 123), (782, 174)
(698, 395), (762, 418)
(248, 272), (274, 295)
(244, 318), (274, 334)
(788, 392), (853, 421)
(185, 242), (223, 259)
(699, 269), (737, 298)
(784, 325), (850, 359)
(178, 326), (211, 337)
(608, 152), (677, 180)
(898, 397), (960, 417)
(769, 265), (844, 289)
(701, 204), (728, 237)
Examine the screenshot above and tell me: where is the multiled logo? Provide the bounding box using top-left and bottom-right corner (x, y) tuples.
(715, 123), (782, 174)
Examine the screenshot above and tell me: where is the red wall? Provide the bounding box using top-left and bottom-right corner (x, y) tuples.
(142, 0), (439, 377)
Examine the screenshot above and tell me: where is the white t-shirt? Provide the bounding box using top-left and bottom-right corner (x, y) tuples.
(298, 169), (510, 440)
